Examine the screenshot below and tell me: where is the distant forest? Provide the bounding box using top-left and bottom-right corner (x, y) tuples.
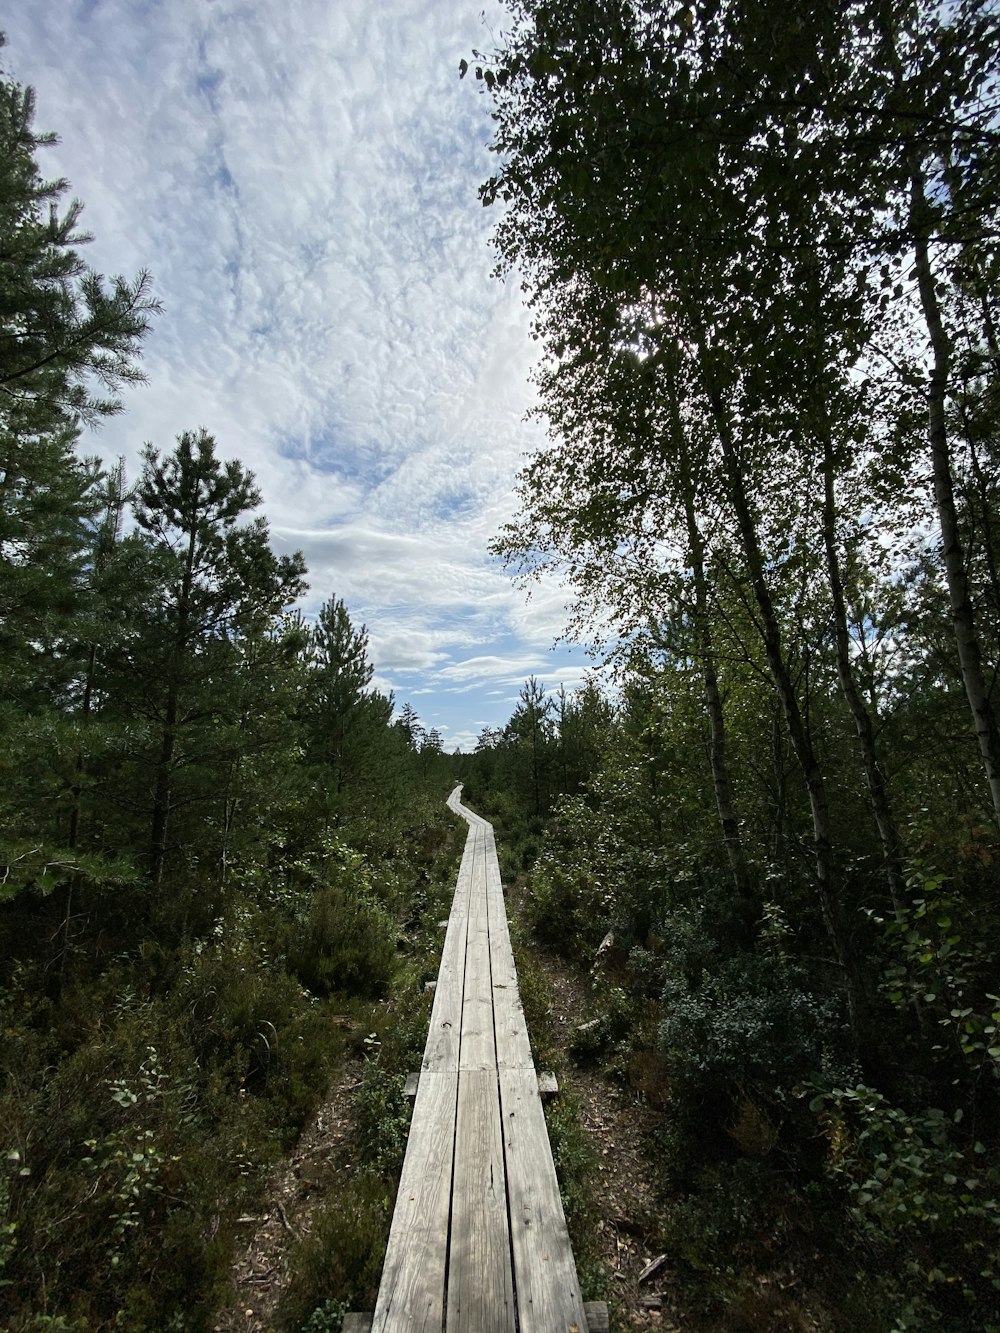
(3, 1), (1000, 1330)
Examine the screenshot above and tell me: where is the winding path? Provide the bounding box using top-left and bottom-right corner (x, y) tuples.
(351, 786), (603, 1333)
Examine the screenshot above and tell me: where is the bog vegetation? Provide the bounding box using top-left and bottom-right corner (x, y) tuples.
(3, 2), (1000, 1330)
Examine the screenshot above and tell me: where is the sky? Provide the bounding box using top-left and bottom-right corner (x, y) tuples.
(5, 0), (595, 752)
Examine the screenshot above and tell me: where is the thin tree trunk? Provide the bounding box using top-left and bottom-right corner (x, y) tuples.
(693, 332), (867, 1035)
(67, 644), (97, 852)
(819, 420), (908, 918)
(910, 162), (1000, 824)
(771, 702), (787, 864)
(666, 372), (756, 929)
(150, 676), (178, 884)
(150, 526), (195, 881)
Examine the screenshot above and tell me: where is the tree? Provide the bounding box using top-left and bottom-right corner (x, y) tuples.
(130, 429), (306, 881)
(304, 594), (378, 816)
(394, 702), (425, 751)
(508, 676), (554, 818)
(0, 421), (99, 702)
(0, 39), (158, 432)
(474, 0), (1000, 833)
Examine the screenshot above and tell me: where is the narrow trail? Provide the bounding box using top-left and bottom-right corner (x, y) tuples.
(367, 786), (595, 1331)
(213, 793), (682, 1332)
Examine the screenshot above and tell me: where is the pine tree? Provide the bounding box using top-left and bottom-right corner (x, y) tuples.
(0, 40), (158, 433)
(130, 429), (306, 881)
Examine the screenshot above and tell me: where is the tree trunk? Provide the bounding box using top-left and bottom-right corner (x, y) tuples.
(67, 642), (97, 853)
(770, 701), (787, 864)
(150, 530), (195, 881)
(910, 162), (1000, 825)
(667, 372), (756, 931)
(694, 332), (868, 1035)
(149, 675), (178, 884)
(820, 418), (908, 918)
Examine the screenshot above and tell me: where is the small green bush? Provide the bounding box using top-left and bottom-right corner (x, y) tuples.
(278, 1176), (391, 1330)
(658, 953), (844, 1131)
(300, 1297), (347, 1332)
(522, 798), (612, 958)
(805, 1081), (1000, 1322)
(288, 884), (396, 998)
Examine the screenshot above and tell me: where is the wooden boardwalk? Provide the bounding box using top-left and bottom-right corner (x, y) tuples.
(352, 786), (603, 1333)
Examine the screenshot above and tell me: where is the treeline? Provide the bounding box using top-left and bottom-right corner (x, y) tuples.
(462, 2), (1000, 1328)
(0, 41), (457, 1329)
(466, 657), (1000, 1326)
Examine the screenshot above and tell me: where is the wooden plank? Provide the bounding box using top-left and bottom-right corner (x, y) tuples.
(499, 1066), (589, 1333)
(421, 830), (476, 1072)
(460, 920), (497, 1070)
(467, 833), (488, 921)
(371, 1070), (458, 1333)
(491, 958), (535, 1069)
(485, 844), (536, 1072)
(583, 1302), (610, 1332)
(446, 1070), (516, 1332)
(421, 919), (467, 1071)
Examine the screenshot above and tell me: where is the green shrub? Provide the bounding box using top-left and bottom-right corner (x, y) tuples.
(658, 953), (845, 1135)
(289, 884), (396, 998)
(522, 797), (612, 957)
(544, 1089), (597, 1235)
(278, 1176), (390, 1331)
(805, 1081), (1000, 1325)
(352, 1043), (412, 1181)
(301, 1298), (348, 1332)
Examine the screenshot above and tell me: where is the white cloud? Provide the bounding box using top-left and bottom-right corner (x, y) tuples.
(3, 0), (586, 749)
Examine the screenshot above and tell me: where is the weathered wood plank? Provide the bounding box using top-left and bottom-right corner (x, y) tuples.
(371, 1070), (458, 1333)
(460, 920), (497, 1071)
(421, 919), (467, 1071)
(343, 1316), (373, 1333)
(446, 1069), (515, 1332)
(484, 846), (536, 1071)
(421, 829), (477, 1072)
(499, 1066), (590, 1333)
(583, 1301), (610, 1332)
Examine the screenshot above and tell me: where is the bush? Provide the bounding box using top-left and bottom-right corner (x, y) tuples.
(658, 952), (846, 1140)
(805, 1081), (1000, 1325)
(277, 1177), (390, 1331)
(522, 797), (613, 957)
(289, 884), (396, 999)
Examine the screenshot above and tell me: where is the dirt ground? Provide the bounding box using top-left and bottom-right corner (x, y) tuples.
(214, 957), (685, 1333)
(213, 1052), (364, 1333)
(533, 959), (687, 1332)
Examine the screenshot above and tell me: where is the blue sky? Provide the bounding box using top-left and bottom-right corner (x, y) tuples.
(5, 0), (595, 751)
